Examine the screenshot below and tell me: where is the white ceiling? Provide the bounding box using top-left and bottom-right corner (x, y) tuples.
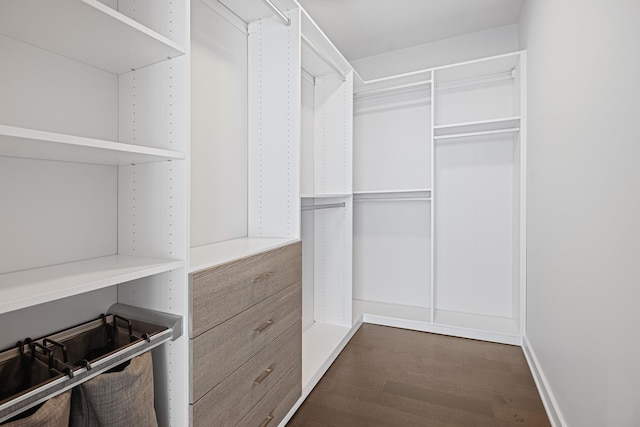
(297, 0), (525, 61)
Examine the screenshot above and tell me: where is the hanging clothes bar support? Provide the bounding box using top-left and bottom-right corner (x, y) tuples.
(302, 35), (347, 81)
(301, 202), (346, 211)
(259, 0), (290, 26)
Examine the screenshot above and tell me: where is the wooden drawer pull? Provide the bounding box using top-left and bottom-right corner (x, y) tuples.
(259, 414), (275, 427)
(253, 319), (274, 334)
(251, 272), (273, 284)
(253, 367), (274, 385)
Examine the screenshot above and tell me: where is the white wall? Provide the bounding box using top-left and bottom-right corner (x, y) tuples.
(351, 24), (519, 80)
(520, 1), (640, 426)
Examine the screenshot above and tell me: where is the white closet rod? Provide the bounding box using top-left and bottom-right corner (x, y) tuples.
(436, 71), (512, 92)
(354, 81), (431, 99)
(354, 198), (431, 202)
(302, 35), (347, 81)
(434, 127), (520, 140)
(301, 202), (346, 211)
(258, 0), (291, 25)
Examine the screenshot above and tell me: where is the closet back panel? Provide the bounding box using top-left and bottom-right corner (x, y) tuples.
(0, 34), (117, 140)
(435, 80), (515, 125)
(0, 157), (117, 274)
(353, 89), (431, 192)
(435, 134), (516, 317)
(354, 201), (431, 307)
(190, 0), (248, 246)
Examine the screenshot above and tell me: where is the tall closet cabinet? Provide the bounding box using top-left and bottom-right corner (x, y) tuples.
(189, 0), (354, 425)
(353, 52), (527, 345)
(0, 0), (189, 425)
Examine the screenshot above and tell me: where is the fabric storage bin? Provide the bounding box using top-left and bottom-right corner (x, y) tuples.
(1, 391), (71, 427)
(69, 351), (158, 427)
(0, 341), (69, 426)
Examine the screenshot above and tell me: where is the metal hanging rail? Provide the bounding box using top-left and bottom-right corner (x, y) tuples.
(354, 80), (431, 99)
(301, 35), (347, 81)
(301, 202), (346, 211)
(0, 305), (182, 423)
(354, 197), (431, 203)
(258, 0), (290, 26)
(434, 127), (520, 141)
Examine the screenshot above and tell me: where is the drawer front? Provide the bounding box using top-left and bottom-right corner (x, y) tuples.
(190, 242), (302, 337)
(237, 362), (301, 427)
(191, 282), (301, 402)
(192, 321), (301, 427)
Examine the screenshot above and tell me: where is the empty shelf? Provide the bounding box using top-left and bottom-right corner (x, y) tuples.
(0, 255), (185, 314)
(0, 0), (185, 74)
(0, 125), (185, 165)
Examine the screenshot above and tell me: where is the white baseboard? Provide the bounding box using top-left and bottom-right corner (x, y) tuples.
(278, 318), (363, 426)
(522, 335), (567, 427)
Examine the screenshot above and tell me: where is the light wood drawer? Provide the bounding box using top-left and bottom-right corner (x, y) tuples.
(190, 242), (302, 337)
(191, 321), (301, 427)
(237, 361), (301, 427)
(190, 282), (301, 403)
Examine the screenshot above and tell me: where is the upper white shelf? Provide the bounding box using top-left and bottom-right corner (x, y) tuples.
(0, 125), (185, 165)
(434, 117), (521, 140)
(0, 255), (184, 315)
(0, 0), (185, 74)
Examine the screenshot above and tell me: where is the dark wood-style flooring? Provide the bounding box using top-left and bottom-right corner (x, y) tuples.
(288, 324), (550, 426)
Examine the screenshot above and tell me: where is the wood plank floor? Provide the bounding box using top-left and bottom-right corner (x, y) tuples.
(288, 324), (550, 426)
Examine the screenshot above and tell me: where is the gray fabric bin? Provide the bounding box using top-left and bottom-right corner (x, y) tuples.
(69, 351), (158, 427)
(2, 391), (71, 427)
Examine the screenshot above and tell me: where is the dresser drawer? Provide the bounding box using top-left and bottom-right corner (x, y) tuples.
(192, 321), (301, 426)
(190, 282), (301, 402)
(237, 361), (301, 427)
(190, 242), (302, 337)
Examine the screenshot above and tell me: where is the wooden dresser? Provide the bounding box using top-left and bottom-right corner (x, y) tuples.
(189, 242), (302, 426)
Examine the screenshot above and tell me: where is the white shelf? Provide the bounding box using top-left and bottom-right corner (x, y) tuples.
(434, 310), (519, 336)
(434, 117), (521, 138)
(302, 322), (353, 394)
(0, 0), (185, 74)
(189, 237), (300, 273)
(0, 125), (186, 165)
(0, 255), (185, 315)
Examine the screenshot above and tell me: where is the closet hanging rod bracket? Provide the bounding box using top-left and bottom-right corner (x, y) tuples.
(259, 0), (291, 26)
(108, 303), (183, 341)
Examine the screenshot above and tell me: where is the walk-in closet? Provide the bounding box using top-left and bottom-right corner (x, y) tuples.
(2, 0), (637, 426)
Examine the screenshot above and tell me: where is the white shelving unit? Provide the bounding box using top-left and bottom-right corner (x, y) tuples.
(353, 51), (526, 346)
(353, 68), (433, 328)
(297, 9), (355, 413)
(0, 1), (189, 424)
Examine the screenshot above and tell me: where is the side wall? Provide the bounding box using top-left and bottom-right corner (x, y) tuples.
(519, 1), (640, 426)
